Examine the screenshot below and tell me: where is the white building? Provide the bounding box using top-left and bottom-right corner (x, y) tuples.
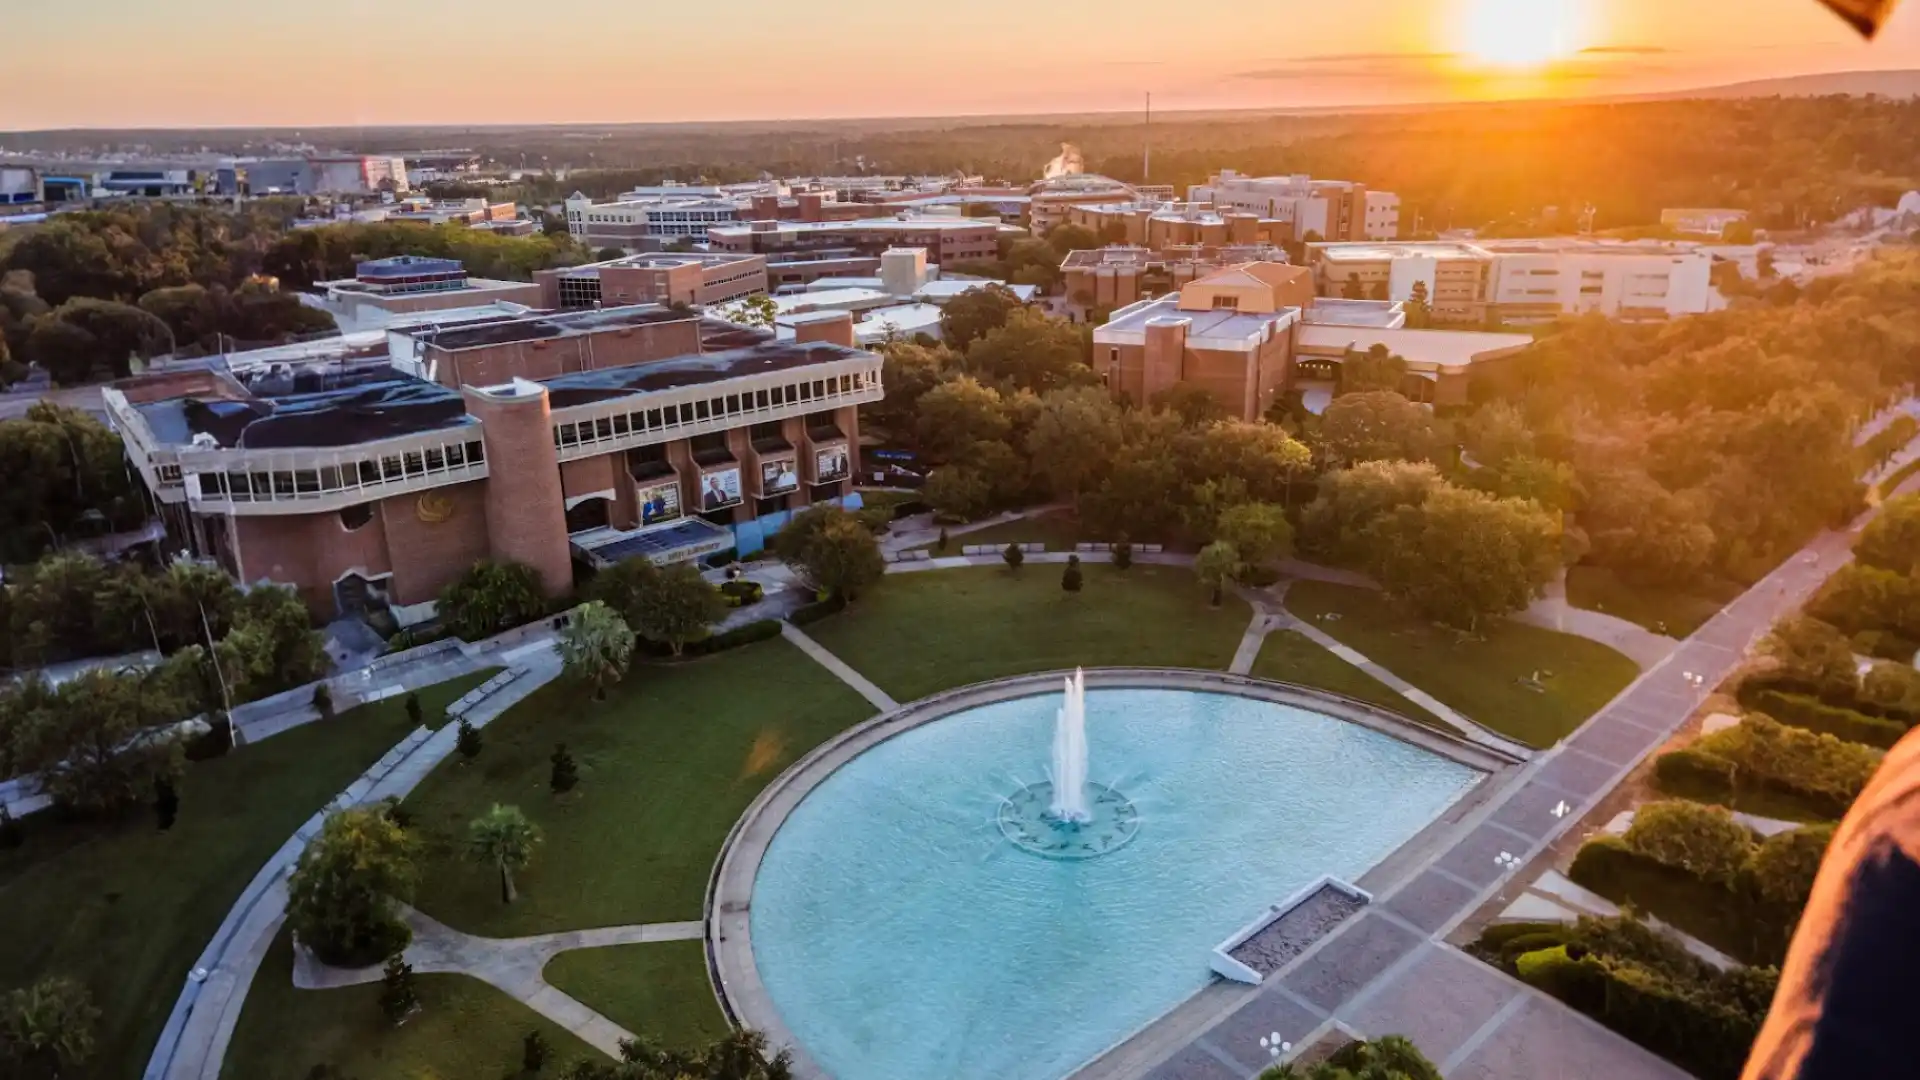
(1188, 170), (1400, 242)
(1306, 238), (1714, 323)
(564, 193), (743, 251)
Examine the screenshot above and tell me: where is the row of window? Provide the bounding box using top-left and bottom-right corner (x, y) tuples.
(193, 440), (486, 502)
(553, 372), (873, 452)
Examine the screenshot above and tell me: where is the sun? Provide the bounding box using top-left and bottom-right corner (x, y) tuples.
(1461, 0), (1586, 68)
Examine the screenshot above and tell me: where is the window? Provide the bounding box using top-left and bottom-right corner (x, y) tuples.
(1212, 295), (1239, 310)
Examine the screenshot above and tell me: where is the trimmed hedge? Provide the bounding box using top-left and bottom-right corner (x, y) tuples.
(633, 619), (783, 660)
(1479, 914), (1779, 1080)
(1748, 823), (1834, 908)
(1654, 746), (1738, 793)
(719, 579), (765, 608)
(1751, 689), (1908, 750)
(1663, 715), (1882, 820)
(788, 593), (848, 627)
(1621, 801), (1755, 887)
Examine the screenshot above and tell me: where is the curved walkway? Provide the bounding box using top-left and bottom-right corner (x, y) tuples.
(707, 667), (1516, 1080)
(145, 644), (565, 1080)
(291, 905), (701, 1057)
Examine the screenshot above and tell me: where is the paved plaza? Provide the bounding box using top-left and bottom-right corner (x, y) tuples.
(1116, 519), (1868, 1080)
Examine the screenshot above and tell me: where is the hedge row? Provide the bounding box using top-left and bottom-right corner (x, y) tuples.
(1568, 811), (1833, 967)
(1474, 915), (1777, 1080)
(788, 593), (848, 627)
(1750, 689), (1909, 750)
(633, 619), (783, 659)
(1653, 715), (1880, 820)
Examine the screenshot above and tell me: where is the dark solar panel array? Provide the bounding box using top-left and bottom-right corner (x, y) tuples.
(542, 341), (865, 409)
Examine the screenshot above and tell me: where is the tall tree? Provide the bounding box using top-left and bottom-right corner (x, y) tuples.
(1216, 502), (1294, 574)
(558, 601), (638, 698)
(913, 375), (1009, 462)
(437, 561), (547, 641)
(1365, 485), (1562, 631)
(467, 804), (542, 905)
(589, 560), (724, 658)
(1318, 391), (1439, 466)
(774, 507), (885, 601)
(286, 807), (418, 967)
(963, 309), (1093, 394)
(937, 284), (1023, 351)
(1024, 387), (1122, 510)
(1340, 345), (1408, 397)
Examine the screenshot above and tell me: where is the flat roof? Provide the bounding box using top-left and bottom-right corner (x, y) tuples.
(556, 251), (759, 277)
(1476, 237), (1705, 257)
(773, 287), (894, 314)
(542, 340), (872, 409)
(854, 304), (943, 341)
(708, 217), (1009, 238)
(1296, 325), (1533, 368)
(913, 279), (1038, 303)
(1099, 294), (1289, 342)
(137, 378), (474, 450)
(420, 305), (693, 352)
(1312, 241), (1489, 262)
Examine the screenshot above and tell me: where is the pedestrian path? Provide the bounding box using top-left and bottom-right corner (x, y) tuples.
(1496, 870), (1740, 972)
(292, 906), (702, 1057)
(145, 643), (565, 1080)
(780, 623), (899, 712)
(1228, 611), (1275, 676)
(1515, 570), (1677, 670)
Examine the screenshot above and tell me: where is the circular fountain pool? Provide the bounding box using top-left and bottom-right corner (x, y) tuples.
(743, 684), (1481, 1080)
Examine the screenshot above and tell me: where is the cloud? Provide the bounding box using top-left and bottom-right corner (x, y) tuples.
(1280, 51), (1460, 64)
(1579, 45), (1675, 56)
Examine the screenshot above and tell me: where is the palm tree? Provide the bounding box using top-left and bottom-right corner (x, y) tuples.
(557, 600), (637, 700)
(466, 804), (541, 905)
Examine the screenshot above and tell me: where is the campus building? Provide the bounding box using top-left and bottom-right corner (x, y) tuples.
(104, 306), (882, 623)
(1062, 202), (1288, 249)
(1188, 171), (1401, 242)
(318, 256), (546, 328)
(564, 193), (745, 250)
(1092, 262), (1531, 419)
(1061, 244), (1290, 310)
(705, 217), (1014, 268)
(245, 155), (411, 196)
(1304, 238), (1716, 322)
(535, 253), (768, 310)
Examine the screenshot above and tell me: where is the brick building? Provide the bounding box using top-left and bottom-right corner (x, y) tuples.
(1092, 263), (1530, 419)
(535, 253), (768, 310)
(1061, 244), (1291, 311)
(705, 217), (1012, 268)
(106, 306), (882, 623)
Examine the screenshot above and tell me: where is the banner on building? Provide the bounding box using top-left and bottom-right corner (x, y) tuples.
(637, 480), (682, 527)
(700, 468), (742, 511)
(761, 458), (800, 495)
(815, 446), (850, 483)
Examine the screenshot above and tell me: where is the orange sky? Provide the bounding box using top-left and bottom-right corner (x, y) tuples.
(2, 0), (1917, 130)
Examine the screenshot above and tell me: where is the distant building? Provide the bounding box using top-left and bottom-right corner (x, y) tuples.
(1661, 208), (1749, 237)
(1061, 244), (1291, 310)
(564, 193), (744, 251)
(105, 305), (882, 621)
(319, 256), (545, 328)
(1092, 262), (1533, 419)
(387, 198), (522, 228)
(535, 252), (768, 310)
(1022, 175), (1145, 233)
(1062, 202), (1288, 249)
(0, 166), (41, 208)
(706, 217), (1012, 269)
(245, 155), (410, 196)
(1188, 170), (1400, 242)
(1305, 238), (1714, 323)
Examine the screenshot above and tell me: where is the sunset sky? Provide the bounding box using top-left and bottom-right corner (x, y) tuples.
(3, 0), (1917, 130)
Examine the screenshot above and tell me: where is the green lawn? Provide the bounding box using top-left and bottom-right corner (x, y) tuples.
(1565, 565), (1740, 638)
(909, 510), (1084, 553)
(222, 930), (600, 1080)
(805, 564), (1253, 702)
(1250, 630), (1456, 734)
(1283, 582), (1639, 748)
(543, 941), (727, 1050)
(0, 668), (495, 1080)
(404, 639), (876, 937)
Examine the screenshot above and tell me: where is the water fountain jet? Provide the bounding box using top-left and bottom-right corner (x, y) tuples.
(1049, 669), (1092, 823)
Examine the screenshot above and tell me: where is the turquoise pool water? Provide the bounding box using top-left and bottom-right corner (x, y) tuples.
(749, 688), (1481, 1080)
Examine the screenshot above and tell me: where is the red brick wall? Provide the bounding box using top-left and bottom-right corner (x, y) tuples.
(463, 388), (574, 597)
(234, 507), (395, 616)
(380, 481), (494, 605)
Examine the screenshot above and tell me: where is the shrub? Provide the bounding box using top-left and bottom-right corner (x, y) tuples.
(1653, 746), (1738, 795)
(1751, 689), (1907, 749)
(1112, 540), (1133, 570)
(311, 683), (333, 720)
(1061, 555), (1083, 594)
(1747, 824), (1835, 908)
(1695, 714), (1880, 816)
(183, 713), (234, 761)
(455, 718), (483, 759)
(692, 619), (782, 653)
(1515, 944), (1604, 1006)
(1476, 921), (1573, 949)
(437, 561), (546, 641)
(718, 579), (765, 608)
(379, 955), (418, 1025)
(1568, 834), (1649, 897)
(788, 594), (847, 628)
(1849, 628), (1920, 663)
(549, 744), (579, 794)
(1622, 801), (1757, 887)
(405, 692), (422, 726)
(1003, 543), (1025, 570)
